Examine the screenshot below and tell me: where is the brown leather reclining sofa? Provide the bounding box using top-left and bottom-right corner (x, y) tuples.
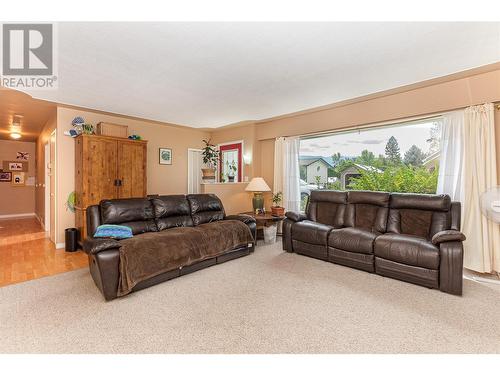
(83, 194), (256, 300)
(283, 190), (465, 295)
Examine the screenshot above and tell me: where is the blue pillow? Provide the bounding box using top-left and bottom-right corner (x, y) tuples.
(94, 224), (133, 239)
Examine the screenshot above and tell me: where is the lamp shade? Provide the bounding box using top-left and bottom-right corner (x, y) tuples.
(245, 177), (271, 192)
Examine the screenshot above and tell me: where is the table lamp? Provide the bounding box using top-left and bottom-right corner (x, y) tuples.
(245, 177), (271, 212)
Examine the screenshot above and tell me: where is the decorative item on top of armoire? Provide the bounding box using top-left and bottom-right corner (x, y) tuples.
(96, 122), (129, 138)
(271, 191), (285, 217)
(159, 148), (172, 165)
(71, 117), (85, 135)
(74, 133), (148, 241)
(201, 139), (219, 182)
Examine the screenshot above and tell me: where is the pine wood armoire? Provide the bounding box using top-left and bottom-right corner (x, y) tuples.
(75, 134), (148, 239)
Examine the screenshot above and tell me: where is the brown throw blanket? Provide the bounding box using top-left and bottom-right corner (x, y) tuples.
(117, 220), (253, 296)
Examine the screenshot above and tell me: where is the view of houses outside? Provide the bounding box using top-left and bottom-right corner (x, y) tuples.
(299, 119), (442, 209)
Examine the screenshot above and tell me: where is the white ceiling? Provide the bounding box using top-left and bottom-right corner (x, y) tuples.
(25, 22), (500, 128)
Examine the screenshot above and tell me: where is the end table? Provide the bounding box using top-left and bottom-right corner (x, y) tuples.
(239, 211), (285, 244)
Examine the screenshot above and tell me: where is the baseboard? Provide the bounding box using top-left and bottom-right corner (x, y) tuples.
(34, 213), (45, 230)
(56, 242), (65, 249)
(465, 275), (500, 285)
(0, 213), (36, 219)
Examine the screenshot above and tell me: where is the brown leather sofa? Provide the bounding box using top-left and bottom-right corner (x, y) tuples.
(283, 190), (466, 295)
(83, 194), (256, 300)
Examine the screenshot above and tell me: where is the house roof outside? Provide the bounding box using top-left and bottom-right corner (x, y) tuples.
(340, 164), (383, 175)
(353, 163), (383, 173)
(299, 156), (335, 168)
(422, 150), (440, 166)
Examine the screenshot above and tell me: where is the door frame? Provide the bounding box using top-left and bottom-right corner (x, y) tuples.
(218, 140), (243, 182)
(49, 130), (57, 245)
(187, 148), (203, 194)
(44, 142), (50, 232)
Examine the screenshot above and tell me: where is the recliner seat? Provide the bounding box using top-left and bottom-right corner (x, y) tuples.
(287, 191), (347, 260)
(283, 190), (465, 295)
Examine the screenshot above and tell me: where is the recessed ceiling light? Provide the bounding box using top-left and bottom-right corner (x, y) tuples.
(10, 132), (21, 139)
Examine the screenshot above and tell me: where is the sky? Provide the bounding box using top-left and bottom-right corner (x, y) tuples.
(300, 120), (441, 158)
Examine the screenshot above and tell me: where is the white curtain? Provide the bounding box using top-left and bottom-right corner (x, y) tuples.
(274, 136), (301, 212)
(437, 110), (465, 202)
(438, 103), (500, 273)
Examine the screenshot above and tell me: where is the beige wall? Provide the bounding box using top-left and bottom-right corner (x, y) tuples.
(54, 107), (209, 244)
(35, 110), (57, 226)
(200, 183), (253, 215)
(209, 123), (257, 182)
(0, 140), (36, 216)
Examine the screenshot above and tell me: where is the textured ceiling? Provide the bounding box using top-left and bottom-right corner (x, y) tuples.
(0, 90), (55, 142)
(14, 22), (500, 128)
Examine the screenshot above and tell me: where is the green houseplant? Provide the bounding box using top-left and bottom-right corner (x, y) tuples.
(271, 191), (285, 217)
(226, 160), (237, 182)
(201, 139), (219, 182)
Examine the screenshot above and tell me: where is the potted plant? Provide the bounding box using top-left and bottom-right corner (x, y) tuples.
(271, 191), (285, 217)
(201, 139), (219, 182)
(226, 160), (237, 182)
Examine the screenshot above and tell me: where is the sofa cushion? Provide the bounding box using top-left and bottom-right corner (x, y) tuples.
(345, 191), (390, 233)
(307, 190), (347, 228)
(187, 194), (225, 225)
(387, 193), (452, 239)
(328, 227), (378, 254)
(374, 233), (440, 270)
(100, 198), (157, 235)
(390, 193), (451, 212)
(152, 195), (193, 230)
(292, 220), (332, 245)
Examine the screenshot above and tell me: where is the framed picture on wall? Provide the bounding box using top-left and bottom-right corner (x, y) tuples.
(2, 161), (28, 172)
(0, 171), (12, 182)
(11, 172), (25, 186)
(159, 148), (172, 165)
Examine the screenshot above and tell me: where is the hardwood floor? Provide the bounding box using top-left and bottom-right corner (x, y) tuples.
(0, 217), (88, 287)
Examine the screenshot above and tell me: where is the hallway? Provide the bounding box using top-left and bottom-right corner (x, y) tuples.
(0, 217), (88, 287)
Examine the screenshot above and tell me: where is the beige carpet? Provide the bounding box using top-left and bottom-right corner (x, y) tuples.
(1, 241), (499, 354)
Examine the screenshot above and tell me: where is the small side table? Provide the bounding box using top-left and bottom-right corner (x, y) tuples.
(240, 211), (285, 244)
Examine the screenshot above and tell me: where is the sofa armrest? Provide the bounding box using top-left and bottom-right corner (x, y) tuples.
(432, 230), (466, 245)
(439, 241), (464, 295)
(285, 211), (307, 222)
(224, 214), (256, 224)
(83, 237), (122, 255)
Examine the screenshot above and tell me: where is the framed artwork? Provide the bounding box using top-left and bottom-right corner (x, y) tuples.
(12, 172), (25, 186)
(16, 152), (29, 160)
(159, 148), (172, 165)
(0, 171), (12, 182)
(2, 161), (28, 172)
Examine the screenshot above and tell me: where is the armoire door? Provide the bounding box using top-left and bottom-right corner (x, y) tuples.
(117, 141), (147, 198)
(86, 137), (118, 205)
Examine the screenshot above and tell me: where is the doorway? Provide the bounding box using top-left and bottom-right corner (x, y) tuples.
(187, 148), (203, 194)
